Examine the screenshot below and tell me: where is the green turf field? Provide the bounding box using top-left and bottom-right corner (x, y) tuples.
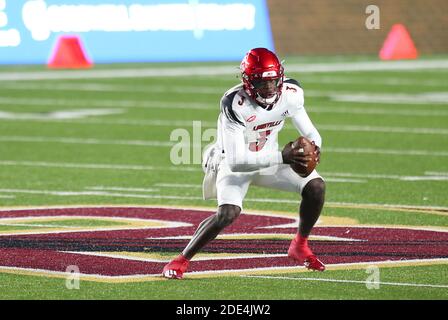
(0, 56), (447, 300)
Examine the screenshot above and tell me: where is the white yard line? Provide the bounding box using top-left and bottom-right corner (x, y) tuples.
(330, 92), (448, 105)
(1, 115), (447, 137)
(1, 136), (447, 157)
(308, 107), (448, 118)
(321, 171), (448, 181)
(5, 76), (447, 92)
(425, 171), (448, 176)
(0, 82), (223, 95)
(157, 178), (366, 186)
(0, 195), (15, 199)
(1, 160), (448, 183)
(2, 95), (448, 111)
(0, 160), (199, 172)
(0, 117), (219, 127)
(0, 189), (203, 201)
(285, 60), (448, 73)
(1, 115), (447, 136)
(1, 160), (448, 182)
(1, 60), (448, 81)
(321, 178), (367, 183)
(4, 80), (447, 108)
(0, 97), (214, 110)
(303, 76), (448, 88)
(312, 124), (448, 135)
(154, 183), (202, 188)
(324, 147), (448, 157)
(0, 136), (177, 147)
(86, 186), (160, 192)
(0, 109), (125, 120)
(241, 275), (448, 289)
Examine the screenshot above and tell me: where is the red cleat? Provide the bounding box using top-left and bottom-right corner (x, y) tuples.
(162, 254), (190, 279)
(288, 234), (325, 272)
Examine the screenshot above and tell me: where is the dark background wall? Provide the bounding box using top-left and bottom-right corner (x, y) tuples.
(267, 0), (448, 55)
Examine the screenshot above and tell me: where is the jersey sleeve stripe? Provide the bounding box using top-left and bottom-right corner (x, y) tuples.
(220, 91), (245, 126)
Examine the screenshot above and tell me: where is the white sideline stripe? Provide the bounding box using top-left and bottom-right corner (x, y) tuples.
(1, 136), (448, 157)
(0, 195), (15, 199)
(1, 60), (448, 81)
(241, 275), (448, 289)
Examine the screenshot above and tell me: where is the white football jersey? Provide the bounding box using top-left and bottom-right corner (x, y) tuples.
(215, 78), (321, 172)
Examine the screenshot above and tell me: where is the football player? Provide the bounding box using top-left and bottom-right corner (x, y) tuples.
(162, 48), (325, 279)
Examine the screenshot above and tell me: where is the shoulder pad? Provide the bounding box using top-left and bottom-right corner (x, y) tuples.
(284, 78), (302, 88)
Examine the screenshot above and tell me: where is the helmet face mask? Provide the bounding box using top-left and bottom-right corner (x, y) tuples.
(240, 48), (284, 108)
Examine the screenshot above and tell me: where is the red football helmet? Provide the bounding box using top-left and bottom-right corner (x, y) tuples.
(240, 48), (284, 108)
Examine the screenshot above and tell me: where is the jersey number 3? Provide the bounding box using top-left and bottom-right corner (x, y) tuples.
(249, 130), (271, 152)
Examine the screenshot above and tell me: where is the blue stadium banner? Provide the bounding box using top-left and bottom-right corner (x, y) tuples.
(0, 0), (274, 64)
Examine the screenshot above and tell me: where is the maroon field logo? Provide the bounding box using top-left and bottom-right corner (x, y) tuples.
(0, 207), (447, 280)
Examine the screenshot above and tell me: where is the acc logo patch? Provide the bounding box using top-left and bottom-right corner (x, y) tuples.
(0, 207), (447, 281)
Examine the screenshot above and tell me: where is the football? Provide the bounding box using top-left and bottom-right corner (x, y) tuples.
(290, 136), (317, 177)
